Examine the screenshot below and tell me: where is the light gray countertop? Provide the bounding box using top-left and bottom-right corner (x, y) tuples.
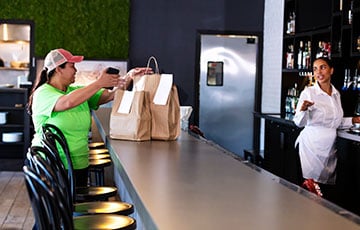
(337, 129), (360, 142)
(93, 108), (360, 230)
(256, 113), (360, 142)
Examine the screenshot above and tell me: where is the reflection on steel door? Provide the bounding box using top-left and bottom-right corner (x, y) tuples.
(199, 34), (258, 157)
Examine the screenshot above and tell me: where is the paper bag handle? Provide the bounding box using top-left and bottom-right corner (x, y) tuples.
(146, 56), (160, 74)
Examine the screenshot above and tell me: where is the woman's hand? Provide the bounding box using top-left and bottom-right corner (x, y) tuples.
(97, 69), (120, 88)
(117, 67), (154, 90)
(352, 116), (360, 124)
(126, 67), (153, 79)
(300, 100), (314, 111)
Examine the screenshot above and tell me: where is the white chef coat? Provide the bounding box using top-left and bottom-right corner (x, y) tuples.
(293, 82), (353, 184)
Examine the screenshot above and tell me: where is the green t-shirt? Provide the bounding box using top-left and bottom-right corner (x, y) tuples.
(31, 83), (104, 169)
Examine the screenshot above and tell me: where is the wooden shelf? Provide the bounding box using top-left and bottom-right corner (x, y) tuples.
(0, 67), (29, 71)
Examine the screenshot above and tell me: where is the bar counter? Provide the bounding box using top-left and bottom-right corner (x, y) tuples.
(256, 112), (360, 142)
(93, 108), (360, 230)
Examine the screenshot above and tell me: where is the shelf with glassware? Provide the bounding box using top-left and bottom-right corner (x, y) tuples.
(0, 88), (30, 159)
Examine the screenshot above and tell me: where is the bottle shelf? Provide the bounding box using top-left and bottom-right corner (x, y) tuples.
(282, 0), (360, 117)
(282, 69), (300, 73)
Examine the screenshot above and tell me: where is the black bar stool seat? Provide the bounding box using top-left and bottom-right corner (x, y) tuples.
(74, 201), (134, 216)
(89, 142), (106, 149)
(89, 153), (111, 160)
(74, 214), (136, 229)
(76, 186), (117, 201)
(89, 148), (109, 155)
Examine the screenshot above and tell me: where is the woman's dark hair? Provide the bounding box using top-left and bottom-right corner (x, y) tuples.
(314, 57), (333, 68)
(27, 62), (67, 115)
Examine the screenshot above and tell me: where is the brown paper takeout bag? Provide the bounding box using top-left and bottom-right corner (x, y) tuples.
(109, 90), (151, 141)
(133, 56), (180, 140)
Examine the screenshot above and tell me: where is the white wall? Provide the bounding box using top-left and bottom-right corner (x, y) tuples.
(259, 0), (284, 151)
(262, 0), (284, 113)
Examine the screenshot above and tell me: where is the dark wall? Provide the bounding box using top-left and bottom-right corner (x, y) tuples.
(129, 0), (265, 124)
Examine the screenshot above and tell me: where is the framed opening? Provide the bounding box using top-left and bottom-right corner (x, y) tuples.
(207, 61), (223, 86)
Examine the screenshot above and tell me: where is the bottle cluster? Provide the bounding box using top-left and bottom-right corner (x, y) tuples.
(315, 41), (331, 59)
(285, 83), (299, 119)
(297, 41), (312, 70)
(342, 68), (360, 91)
(286, 40), (332, 70)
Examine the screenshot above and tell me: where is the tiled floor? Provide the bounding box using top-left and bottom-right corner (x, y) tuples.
(0, 171), (34, 230)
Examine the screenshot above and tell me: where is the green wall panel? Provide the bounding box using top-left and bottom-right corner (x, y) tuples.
(0, 0), (130, 59)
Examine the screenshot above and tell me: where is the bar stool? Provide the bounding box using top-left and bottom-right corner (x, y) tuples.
(27, 148), (135, 217)
(88, 144), (112, 186)
(88, 141), (106, 149)
(41, 124), (118, 201)
(88, 150), (111, 186)
(23, 165), (136, 230)
(88, 158), (112, 186)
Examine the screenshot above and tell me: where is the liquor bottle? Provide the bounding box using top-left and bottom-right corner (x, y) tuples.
(316, 41), (323, 58)
(356, 69), (360, 90)
(306, 41), (311, 69)
(353, 73), (358, 91)
(286, 45), (294, 69)
(291, 83), (299, 115)
(323, 42), (329, 58)
(285, 89), (292, 114)
(297, 41), (303, 69)
(342, 70), (348, 90)
(286, 13), (292, 35)
(340, 0), (343, 11)
(308, 72), (314, 87)
(290, 12), (295, 35)
(302, 41), (308, 69)
(325, 42), (331, 59)
(349, 0), (354, 24)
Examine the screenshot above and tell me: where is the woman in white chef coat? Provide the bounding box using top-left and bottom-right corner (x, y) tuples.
(293, 57), (360, 201)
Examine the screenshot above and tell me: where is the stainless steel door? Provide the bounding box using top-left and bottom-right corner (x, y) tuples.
(199, 34), (258, 157)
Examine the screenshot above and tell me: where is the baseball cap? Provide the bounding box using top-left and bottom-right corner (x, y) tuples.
(44, 48), (84, 73)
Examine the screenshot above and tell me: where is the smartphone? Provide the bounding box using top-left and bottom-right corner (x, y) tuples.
(106, 67), (120, 74)
(105, 67), (120, 90)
